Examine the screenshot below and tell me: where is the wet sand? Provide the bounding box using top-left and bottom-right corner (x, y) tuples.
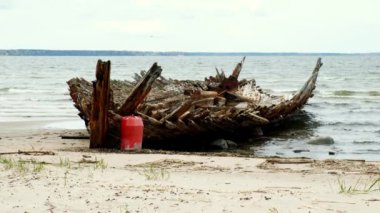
(0, 122), (379, 212)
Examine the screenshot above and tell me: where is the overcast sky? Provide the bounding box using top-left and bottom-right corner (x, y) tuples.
(0, 0), (379, 52)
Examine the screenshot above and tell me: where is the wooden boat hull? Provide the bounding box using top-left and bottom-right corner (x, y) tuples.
(67, 58), (323, 148)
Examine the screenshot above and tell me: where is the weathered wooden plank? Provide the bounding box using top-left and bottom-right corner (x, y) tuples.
(118, 63), (162, 115)
(89, 60), (111, 148)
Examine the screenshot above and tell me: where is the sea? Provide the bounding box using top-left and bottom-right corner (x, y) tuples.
(0, 56), (379, 160)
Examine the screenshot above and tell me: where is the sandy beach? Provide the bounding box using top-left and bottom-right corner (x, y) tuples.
(2, 0), (380, 211)
(0, 122), (379, 212)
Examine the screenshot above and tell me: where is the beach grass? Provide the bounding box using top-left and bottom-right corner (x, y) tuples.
(0, 156), (14, 170)
(60, 157), (108, 170)
(338, 176), (380, 194)
(59, 157), (72, 169)
(0, 156), (45, 174)
(140, 165), (170, 181)
(94, 157), (108, 171)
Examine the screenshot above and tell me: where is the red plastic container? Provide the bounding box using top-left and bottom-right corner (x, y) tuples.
(120, 116), (144, 151)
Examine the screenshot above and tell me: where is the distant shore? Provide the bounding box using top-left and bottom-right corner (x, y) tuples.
(1, 49), (379, 56)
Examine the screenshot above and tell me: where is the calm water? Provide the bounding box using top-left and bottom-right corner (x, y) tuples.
(0, 56), (379, 160)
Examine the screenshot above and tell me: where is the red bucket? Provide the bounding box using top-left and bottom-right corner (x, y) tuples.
(120, 116), (144, 151)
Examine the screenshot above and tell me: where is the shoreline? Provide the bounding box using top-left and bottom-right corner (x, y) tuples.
(0, 119), (85, 134)
(0, 119), (377, 161)
(0, 127), (379, 212)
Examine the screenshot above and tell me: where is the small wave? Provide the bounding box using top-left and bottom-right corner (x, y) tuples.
(325, 121), (379, 127)
(368, 91), (380, 96)
(353, 140), (379, 145)
(0, 86), (31, 93)
(18, 115), (78, 118)
(332, 90), (380, 97)
(310, 102), (351, 108)
(6, 88), (62, 95)
(30, 76), (46, 79)
(355, 149), (380, 154)
(333, 90), (355, 96)
(0, 87), (10, 92)
(23, 97), (71, 102)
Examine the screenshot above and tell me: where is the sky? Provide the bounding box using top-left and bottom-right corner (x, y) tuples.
(0, 0), (379, 52)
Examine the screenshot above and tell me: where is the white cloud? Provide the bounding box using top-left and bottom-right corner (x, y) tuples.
(96, 20), (166, 35)
(134, 0), (262, 13)
(0, 0), (379, 52)
(0, 0), (12, 9)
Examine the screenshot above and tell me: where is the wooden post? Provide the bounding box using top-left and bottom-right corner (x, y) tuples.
(89, 60), (111, 148)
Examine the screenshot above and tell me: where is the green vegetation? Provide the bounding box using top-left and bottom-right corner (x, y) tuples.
(1, 155), (108, 175)
(140, 165), (170, 181)
(338, 176), (380, 194)
(0, 156), (45, 174)
(1, 155), (109, 187)
(59, 157), (107, 187)
(94, 158), (108, 171)
(61, 157), (107, 171)
(0, 156), (14, 170)
(59, 157), (72, 169)
(33, 161), (45, 173)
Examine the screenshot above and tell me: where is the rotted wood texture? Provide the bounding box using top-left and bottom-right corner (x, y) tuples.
(117, 63), (162, 116)
(67, 58), (323, 148)
(89, 60), (111, 148)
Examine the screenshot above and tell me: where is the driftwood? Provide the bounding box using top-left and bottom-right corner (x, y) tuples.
(0, 150), (55, 156)
(61, 135), (90, 139)
(67, 57), (323, 148)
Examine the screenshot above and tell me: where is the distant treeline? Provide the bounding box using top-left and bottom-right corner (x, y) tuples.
(0, 49), (378, 56)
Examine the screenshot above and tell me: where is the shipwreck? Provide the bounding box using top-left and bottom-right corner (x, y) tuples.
(67, 57), (323, 149)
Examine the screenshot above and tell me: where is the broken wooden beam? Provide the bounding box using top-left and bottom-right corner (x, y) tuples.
(231, 56), (245, 79)
(118, 63), (162, 115)
(218, 57), (246, 91)
(89, 60), (111, 148)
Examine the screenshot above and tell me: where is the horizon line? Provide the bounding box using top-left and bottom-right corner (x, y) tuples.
(1, 49), (379, 55)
